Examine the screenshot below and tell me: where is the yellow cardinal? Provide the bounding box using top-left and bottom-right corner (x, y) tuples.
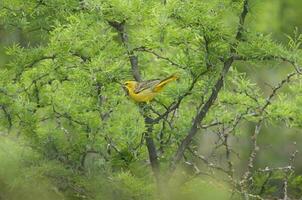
(123, 74), (178, 103)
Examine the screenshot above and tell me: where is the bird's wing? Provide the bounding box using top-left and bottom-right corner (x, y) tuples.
(134, 79), (161, 93)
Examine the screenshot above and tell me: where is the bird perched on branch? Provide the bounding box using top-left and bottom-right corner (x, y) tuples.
(123, 74), (178, 103)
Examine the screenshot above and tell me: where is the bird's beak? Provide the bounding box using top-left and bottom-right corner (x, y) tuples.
(122, 85), (129, 95)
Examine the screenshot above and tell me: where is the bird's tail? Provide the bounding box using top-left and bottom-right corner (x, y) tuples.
(154, 73), (179, 92)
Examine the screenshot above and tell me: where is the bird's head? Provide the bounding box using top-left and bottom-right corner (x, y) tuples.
(123, 81), (137, 93)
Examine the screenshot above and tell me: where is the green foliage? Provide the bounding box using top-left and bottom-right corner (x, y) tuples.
(0, 0), (302, 199)
(0, 137), (65, 200)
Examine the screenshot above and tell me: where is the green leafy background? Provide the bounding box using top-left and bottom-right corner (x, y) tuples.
(0, 0), (302, 199)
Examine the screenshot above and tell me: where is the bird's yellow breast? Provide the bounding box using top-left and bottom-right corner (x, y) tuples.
(128, 88), (156, 103)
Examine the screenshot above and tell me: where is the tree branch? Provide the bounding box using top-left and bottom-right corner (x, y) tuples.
(15, 55), (56, 81)
(133, 46), (185, 70)
(171, 57), (234, 170)
(108, 21), (141, 81)
(235, 0), (249, 42)
(109, 20), (160, 183)
(240, 70), (298, 190)
(0, 105), (12, 131)
(233, 54), (301, 74)
(170, 0), (250, 172)
(152, 69), (208, 123)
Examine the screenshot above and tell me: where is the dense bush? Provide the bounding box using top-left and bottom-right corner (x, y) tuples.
(0, 0), (301, 199)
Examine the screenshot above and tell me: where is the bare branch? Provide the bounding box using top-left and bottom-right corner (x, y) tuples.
(188, 148), (229, 175)
(241, 70), (298, 190)
(283, 149), (298, 200)
(262, 71), (297, 111)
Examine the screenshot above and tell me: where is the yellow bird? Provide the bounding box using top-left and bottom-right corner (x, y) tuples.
(123, 74), (178, 103)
